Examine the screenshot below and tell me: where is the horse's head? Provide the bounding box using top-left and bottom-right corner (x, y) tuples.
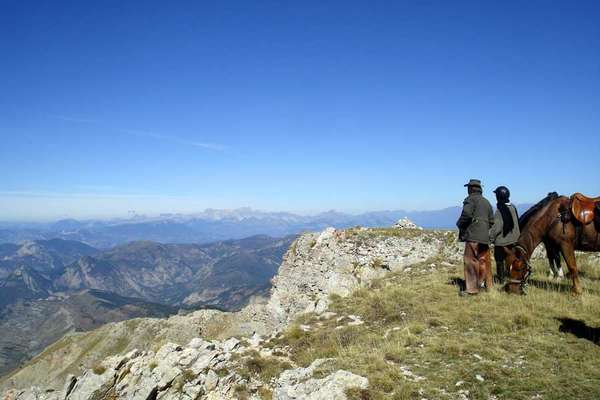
(504, 246), (530, 295)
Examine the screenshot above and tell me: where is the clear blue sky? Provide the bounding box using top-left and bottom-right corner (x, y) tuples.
(1, 1), (599, 220)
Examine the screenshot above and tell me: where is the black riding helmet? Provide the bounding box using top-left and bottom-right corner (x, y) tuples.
(494, 186), (510, 202)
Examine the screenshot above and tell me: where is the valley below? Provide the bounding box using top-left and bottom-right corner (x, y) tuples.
(0, 235), (294, 377)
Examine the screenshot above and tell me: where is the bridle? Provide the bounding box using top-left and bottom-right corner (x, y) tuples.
(508, 244), (532, 293)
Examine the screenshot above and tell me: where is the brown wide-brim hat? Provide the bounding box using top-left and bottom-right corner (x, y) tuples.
(464, 179), (482, 188)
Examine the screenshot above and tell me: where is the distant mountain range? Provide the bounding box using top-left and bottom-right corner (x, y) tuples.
(0, 235), (294, 376)
(0, 206), (531, 248)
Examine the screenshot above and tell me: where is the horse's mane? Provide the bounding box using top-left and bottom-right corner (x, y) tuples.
(518, 192), (560, 229)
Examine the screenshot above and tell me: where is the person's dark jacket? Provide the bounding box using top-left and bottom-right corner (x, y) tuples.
(489, 203), (520, 246)
(456, 191), (494, 244)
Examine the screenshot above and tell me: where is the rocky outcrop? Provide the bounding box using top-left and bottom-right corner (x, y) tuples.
(3, 335), (370, 400)
(393, 217), (422, 230)
(273, 359), (368, 399)
(3, 338), (243, 400)
(265, 227), (460, 328)
(2, 226), (460, 398)
(0, 309), (227, 391)
(3, 331), (372, 400)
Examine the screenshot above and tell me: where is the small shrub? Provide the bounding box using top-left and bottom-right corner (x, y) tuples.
(408, 322), (426, 335)
(92, 364), (106, 375)
(242, 350), (293, 382)
(346, 387), (373, 400)
(172, 375), (185, 393)
(234, 384), (250, 400)
(181, 369), (197, 382)
(257, 386), (273, 400)
(289, 241), (298, 255)
(384, 352), (403, 364)
(512, 313), (531, 330)
(335, 326), (362, 347)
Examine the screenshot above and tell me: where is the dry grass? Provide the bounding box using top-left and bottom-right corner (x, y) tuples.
(346, 227), (456, 243)
(234, 384), (250, 400)
(237, 350), (293, 383)
(257, 386), (273, 399)
(270, 256), (600, 400)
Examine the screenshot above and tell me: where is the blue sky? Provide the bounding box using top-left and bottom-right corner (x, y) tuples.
(1, 1), (599, 220)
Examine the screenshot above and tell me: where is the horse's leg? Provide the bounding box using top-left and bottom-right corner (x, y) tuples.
(544, 241), (562, 279)
(546, 240), (566, 279)
(555, 251), (564, 279)
(547, 245), (557, 278)
(558, 241), (582, 294)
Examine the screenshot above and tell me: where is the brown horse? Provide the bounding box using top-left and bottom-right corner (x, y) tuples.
(506, 192), (600, 295)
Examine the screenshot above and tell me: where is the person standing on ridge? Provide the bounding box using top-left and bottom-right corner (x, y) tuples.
(456, 179), (494, 295)
(489, 186), (520, 283)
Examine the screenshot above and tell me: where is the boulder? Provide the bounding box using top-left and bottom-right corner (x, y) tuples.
(273, 359), (368, 399)
(393, 217), (422, 230)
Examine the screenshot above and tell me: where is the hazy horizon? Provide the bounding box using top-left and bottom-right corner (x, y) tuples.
(0, 202), (458, 223)
(0, 200), (535, 224)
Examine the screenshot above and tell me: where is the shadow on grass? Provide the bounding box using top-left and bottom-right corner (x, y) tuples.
(557, 318), (600, 346)
(528, 279), (573, 293)
(528, 278), (600, 295)
(577, 270), (600, 281)
(448, 276), (506, 291)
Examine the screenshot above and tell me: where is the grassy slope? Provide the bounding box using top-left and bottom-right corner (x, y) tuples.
(267, 254), (600, 400)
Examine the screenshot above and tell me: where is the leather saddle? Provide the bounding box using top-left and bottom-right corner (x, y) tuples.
(571, 193), (600, 225)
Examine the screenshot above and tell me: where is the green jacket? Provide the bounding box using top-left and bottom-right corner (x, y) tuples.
(456, 192), (494, 244)
(489, 204), (520, 246)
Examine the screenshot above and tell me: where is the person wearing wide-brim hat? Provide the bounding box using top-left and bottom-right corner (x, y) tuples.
(456, 179), (494, 295)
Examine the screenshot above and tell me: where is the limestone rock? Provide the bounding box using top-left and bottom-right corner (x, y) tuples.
(265, 227), (459, 328)
(273, 359), (368, 399)
(2, 387), (61, 400)
(393, 217), (422, 230)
